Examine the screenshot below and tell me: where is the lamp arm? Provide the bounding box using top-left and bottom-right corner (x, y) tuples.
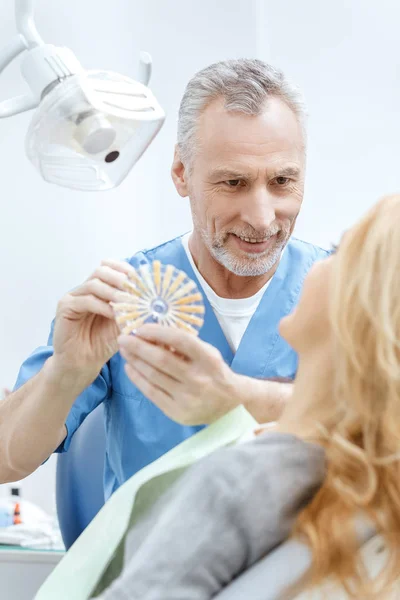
(15, 0), (44, 48)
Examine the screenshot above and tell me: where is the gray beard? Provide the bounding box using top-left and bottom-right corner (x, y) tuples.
(210, 239), (287, 276)
(190, 203), (292, 276)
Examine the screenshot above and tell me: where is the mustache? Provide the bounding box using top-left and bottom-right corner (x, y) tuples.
(222, 223), (286, 242)
(231, 229), (278, 240)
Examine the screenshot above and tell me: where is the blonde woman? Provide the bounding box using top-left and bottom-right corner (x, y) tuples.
(97, 195), (400, 599)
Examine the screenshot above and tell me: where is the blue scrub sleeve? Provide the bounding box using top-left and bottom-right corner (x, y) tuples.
(13, 320), (111, 453)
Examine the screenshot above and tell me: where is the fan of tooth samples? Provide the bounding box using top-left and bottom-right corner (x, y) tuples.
(112, 260), (205, 335)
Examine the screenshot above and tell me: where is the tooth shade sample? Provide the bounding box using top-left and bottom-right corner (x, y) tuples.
(112, 261), (205, 335)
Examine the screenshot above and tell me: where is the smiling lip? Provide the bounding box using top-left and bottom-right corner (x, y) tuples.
(232, 233), (277, 254)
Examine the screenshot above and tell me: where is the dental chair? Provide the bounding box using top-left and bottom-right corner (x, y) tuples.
(56, 403), (106, 550)
(214, 529), (389, 599)
(56, 409), (393, 599)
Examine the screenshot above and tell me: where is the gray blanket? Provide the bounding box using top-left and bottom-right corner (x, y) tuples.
(97, 432), (325, 600)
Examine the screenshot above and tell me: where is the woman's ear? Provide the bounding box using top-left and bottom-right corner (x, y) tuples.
(171, 145), (189, 197)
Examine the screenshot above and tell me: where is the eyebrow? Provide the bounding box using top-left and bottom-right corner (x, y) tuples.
(209, 168), (254, 180)
(270, 166), (301, 178)
(209, 165), (301, 181)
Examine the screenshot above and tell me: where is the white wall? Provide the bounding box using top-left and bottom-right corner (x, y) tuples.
(1, 0), (399, 514)
(256, 0), (400, 248)
(0, 0), (258, 512)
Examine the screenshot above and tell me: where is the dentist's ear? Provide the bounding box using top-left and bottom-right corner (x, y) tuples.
(171, 145), (189, 197)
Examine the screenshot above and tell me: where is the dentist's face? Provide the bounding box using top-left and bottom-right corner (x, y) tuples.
(174, 96), (305, 277)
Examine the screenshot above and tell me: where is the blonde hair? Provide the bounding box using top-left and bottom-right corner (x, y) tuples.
(294, 195), (400, 597)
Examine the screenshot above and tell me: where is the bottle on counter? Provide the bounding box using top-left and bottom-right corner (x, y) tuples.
(11, 488), (22, 525)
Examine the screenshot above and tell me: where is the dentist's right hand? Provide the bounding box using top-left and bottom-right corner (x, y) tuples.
(0, 258), (137, 484)
(50, 258), (134, 381)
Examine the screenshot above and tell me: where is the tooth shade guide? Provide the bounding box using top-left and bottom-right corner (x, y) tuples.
(170, 311), (204, 327)
(153, 260), (161, 294)
(115, 311), (142, 323)
(175, 304), (205, 314)
(122, 280), (143, 297)
(161, 264), (174, 295)
(164, 271), (186, 300)
(139, 264), (157, 296)
(175, 293), (203, 305)
(121, 314), (148, 335)
(173, 319), (198, 335)
(170, 280), (197, 301)
(125, 272), (151, 299)
(150, 297), (168, 316)
(112, 261), (204, 336)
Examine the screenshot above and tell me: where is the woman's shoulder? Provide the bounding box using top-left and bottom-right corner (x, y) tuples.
(189, 430), (326, 497)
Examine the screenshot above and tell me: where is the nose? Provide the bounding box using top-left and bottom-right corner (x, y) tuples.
(240, 187), (276, 231)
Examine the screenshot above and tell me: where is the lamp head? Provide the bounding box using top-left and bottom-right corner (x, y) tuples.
(25, 63), (165, 190)
(0, 2), (165, 191)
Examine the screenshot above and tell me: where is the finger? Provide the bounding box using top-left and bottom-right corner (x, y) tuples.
(135, 324), (207, 361)
(127, 355), (179, 392)
(119, 335), (188, 380)
(62, 294), (115, 320)
(125, 364), (176, 413)
(89, 265), (131, 290)
(71, 278), (122, 303)
(100, 259), (136, 276)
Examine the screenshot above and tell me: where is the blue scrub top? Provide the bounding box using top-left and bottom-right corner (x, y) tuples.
(14, 235), (328, 500)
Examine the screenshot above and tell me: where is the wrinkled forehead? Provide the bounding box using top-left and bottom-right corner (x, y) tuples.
(195, 96), (306, 172)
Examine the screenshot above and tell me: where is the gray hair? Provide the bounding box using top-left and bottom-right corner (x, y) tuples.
(177, 58), (307, 168)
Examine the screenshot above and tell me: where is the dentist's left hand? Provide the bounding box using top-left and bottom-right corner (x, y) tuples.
(118, 324), (239, 425)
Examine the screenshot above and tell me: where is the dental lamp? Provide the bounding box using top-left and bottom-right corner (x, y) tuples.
(0, 0), (165, 191)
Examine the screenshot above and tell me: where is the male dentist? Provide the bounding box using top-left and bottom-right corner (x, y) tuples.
(1, 59), (328, 495)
